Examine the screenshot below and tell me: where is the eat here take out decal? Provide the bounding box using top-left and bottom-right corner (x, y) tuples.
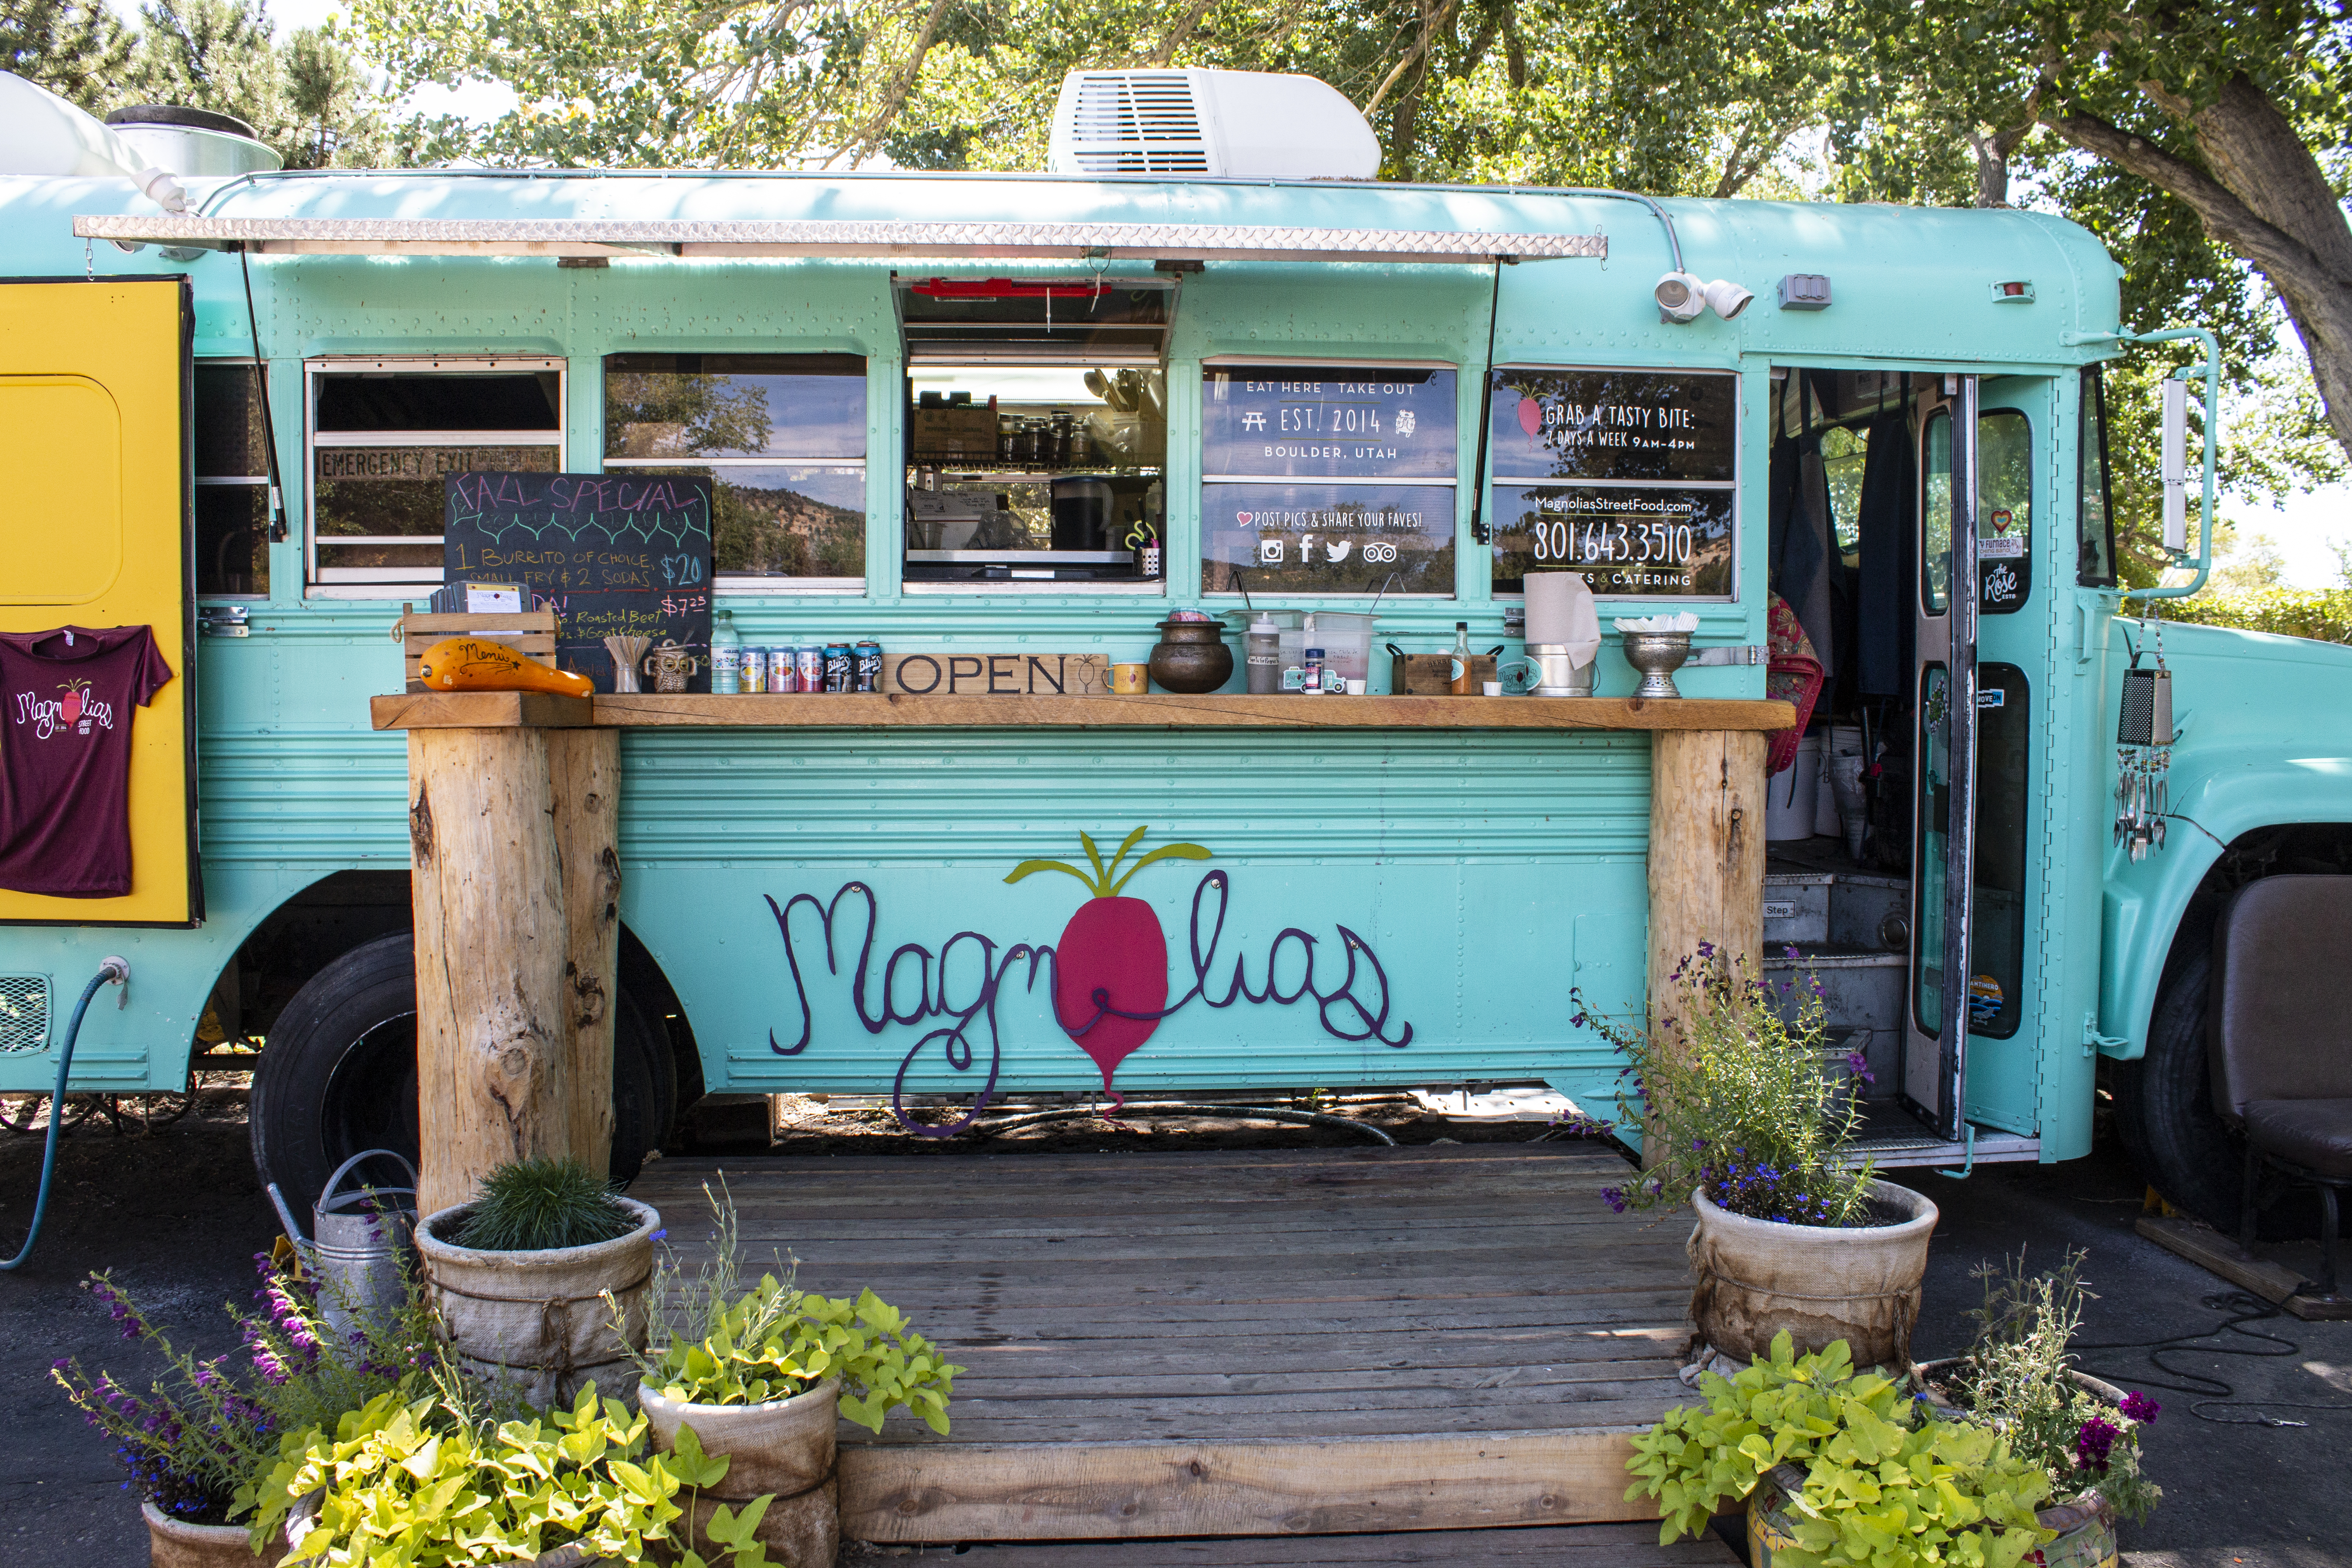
(760, 827), (1415, 1132)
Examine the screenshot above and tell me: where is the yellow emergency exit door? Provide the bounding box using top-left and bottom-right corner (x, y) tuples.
(0, 277), (199, 925)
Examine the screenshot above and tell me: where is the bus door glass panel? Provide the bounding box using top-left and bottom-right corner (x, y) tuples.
(1920, 407), (2032, 616)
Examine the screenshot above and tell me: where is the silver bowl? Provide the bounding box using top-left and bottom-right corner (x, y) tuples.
(1620, 631), (1692, 699)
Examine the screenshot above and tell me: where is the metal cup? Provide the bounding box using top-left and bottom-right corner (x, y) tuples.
(1620, 631), (1693, 699)
(1500, 644), (1594, 697)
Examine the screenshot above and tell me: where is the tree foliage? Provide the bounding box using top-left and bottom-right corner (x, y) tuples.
(3, 0), (135, 113)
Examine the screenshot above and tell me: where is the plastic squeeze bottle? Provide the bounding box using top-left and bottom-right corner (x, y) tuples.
(1246, 612), (1281, 694)
(1449, 621), (1475, 695)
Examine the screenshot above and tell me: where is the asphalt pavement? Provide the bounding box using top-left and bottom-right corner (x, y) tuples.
(0, 1099), (2342, 1567)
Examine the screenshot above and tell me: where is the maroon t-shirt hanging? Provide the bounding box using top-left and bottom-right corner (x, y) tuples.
(0, 626), (174, 897)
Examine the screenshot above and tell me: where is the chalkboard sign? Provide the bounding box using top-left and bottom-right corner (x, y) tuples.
(444, 472), (714, 692)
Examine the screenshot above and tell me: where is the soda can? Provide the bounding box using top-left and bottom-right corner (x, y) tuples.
(824, 643), (852, 694)
(767, 647), (797, 694)
(738, 647), (767, 694)
(795, 646), (824, 692)
(853, 640), (882, 693)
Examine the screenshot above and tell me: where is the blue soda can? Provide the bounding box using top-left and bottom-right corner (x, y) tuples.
(853, 640), (882, 693)
(824, 643), (853, 693)
(795, 646), (824, 692)
(738, 647), (768, 694)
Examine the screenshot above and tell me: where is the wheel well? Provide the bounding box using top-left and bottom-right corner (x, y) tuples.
(2153, 823), (2352, 998)
(222, 870), (704, 1115)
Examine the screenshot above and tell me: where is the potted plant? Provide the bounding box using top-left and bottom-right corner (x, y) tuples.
(610, 1182), (962, 1568)
(250, 1378), (775, 1568)
(1626, 1332), (2058, 1568)
(415, 1156), (660, 1409)
(1575, 942), (1936, 1369)
(1908, 1251), (2162, 1566)
(53, 1247), (435, 1566)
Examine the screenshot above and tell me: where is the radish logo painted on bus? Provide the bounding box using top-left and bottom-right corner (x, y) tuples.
(759, 826), (1414, 1135)
(1005, 827), (1212, 1103)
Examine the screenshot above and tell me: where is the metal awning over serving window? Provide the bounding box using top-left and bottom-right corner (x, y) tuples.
(71, 213), (1607, 265)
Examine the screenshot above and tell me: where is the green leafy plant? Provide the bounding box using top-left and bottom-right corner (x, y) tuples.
(1574, 943), (1880, 1226)
(450, 1156), (637, 1252)
(248, 1377), (772, 1568)
(615, 1180), (962, 1435)
(1939, 1250), (2163, 1525)
(1626, 1333), (2055, 1567)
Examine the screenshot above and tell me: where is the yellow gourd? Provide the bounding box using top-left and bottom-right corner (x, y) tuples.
(417, 637), (594, 699)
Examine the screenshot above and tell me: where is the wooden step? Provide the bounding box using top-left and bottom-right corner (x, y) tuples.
(862, 1519), (1741, 1563)
(631, 1143), (1691, 1545)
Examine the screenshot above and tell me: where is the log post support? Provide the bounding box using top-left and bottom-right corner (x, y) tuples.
(407, 725), (621, 1218)
(1646, 728), (1767, 1019)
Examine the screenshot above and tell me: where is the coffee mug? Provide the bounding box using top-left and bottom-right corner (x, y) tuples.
(1111, 662), (1148, 695)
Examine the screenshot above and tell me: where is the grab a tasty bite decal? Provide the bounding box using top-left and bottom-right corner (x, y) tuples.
(761, 828), (1413, 1132)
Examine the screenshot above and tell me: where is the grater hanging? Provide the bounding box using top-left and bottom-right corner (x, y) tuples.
(2115, 605), (2174, 860)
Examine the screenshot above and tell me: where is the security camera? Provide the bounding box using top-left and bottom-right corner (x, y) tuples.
(1654, 270), (1705, 323)
(1702, 279), (1756, 320)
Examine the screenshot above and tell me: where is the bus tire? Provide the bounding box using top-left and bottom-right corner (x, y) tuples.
(2113, 949), (2318, 1241)
(251, 932), (665, 1220)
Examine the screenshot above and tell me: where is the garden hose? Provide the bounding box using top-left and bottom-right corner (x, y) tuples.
(1, 958), (130, 1271)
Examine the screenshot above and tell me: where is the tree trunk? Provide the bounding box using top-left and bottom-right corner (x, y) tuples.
(2046, 74), (2352, 462)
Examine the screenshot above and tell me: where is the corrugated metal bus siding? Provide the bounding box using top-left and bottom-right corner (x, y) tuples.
(619, 729), (1651, 1099)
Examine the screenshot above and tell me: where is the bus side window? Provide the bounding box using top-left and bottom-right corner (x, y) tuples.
(2078, 367), (2119, 586)
(195, 362), (269, 597)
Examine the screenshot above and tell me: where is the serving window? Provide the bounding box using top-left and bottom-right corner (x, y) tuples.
(1199, 363), (1458, 596)
(1486, 366), (1737, 598)
(604, 354), (867, 587)
(305, 358), (564, 588)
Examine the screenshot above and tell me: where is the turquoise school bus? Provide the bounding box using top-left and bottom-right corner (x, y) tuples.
(0, 79), (2342, 1237)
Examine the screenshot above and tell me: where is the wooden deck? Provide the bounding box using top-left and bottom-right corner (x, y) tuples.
(628, 1142), (1698, 1546)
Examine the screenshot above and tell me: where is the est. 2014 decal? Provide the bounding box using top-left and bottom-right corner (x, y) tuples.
(762, 827), (1414, 1134)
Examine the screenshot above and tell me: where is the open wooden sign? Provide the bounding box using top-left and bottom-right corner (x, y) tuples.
(884, 653), (1112, 697)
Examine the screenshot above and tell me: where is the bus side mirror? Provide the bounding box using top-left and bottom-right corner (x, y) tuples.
(2160, 378), (2188, 554)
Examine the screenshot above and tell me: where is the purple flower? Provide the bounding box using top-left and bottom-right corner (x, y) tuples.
(1782, 944), (1800, 960)
(2075, 1415), (2120, 1472)
(1697, 940), (1717, 959)
(2118, 1392), (2159, 1424)
(1845, 1050), (1876, 1086)
(649, 1228), (668, 1242)
(1600, 1185), (1629, 1214)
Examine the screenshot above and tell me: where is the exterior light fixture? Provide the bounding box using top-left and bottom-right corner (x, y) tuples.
(1656, 270), (1753, 323)
(1655, 270), (1706, 322)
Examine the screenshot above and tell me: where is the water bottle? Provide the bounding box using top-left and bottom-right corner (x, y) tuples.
(711, 609), (741, 694)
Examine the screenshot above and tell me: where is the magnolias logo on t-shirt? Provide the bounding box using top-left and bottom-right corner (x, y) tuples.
(15, 679), (114, 740)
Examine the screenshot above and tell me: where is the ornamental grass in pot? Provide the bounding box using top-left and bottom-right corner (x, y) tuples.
(1575, 942), (1936, 1369)
(609, 1181), (963, 1568)
(416, 1157), (660, 1409)
(52, 1246), (436, 1566)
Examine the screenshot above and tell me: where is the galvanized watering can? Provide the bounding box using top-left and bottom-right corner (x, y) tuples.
(268, 1149), (419, 1337)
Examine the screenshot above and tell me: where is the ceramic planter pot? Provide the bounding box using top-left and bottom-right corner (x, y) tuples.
(640, 1377), (841, 1568)
(143, 1502), (285, 1568)
(1688, 1179), (1937, 1369)
(415, 1196), (659, 1409)
(1749, 1461), (2121, 1568)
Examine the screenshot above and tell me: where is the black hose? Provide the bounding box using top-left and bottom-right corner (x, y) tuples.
(2, 959), (129, 1271)
(968, 1101), (1396, 1146)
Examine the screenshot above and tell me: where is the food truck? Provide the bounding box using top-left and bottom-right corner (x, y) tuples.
(0, 68), (2343, 1237)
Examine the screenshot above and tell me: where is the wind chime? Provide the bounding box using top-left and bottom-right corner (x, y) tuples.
(2115, 603), (2174, 860)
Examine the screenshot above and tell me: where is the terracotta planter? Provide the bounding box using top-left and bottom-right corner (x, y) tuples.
(640, 1378), (841, 1568)
(1687, 1179), (1937, 1369)
(415, 1196), (659, 1409)
(143, 1502), (285, 1568)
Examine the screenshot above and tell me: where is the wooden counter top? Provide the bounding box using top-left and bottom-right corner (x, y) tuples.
(373, 691), (1796, 732)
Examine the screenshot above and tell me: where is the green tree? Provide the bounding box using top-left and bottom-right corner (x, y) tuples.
(2, 0), (135, 113)
(128, 0), (390, 168)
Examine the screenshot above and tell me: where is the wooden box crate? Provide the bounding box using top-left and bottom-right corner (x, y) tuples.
(1390, 652), (1499, 695)
(394, 606), (560, 693)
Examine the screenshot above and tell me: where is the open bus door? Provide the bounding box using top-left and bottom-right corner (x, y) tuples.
(0, 278), (200, 926)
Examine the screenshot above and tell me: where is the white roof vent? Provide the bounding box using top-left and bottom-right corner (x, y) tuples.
(1047, 69), (1381, 181)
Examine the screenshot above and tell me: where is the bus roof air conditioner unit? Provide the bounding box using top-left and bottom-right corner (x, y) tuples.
(1047, 69), (1381, 181)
